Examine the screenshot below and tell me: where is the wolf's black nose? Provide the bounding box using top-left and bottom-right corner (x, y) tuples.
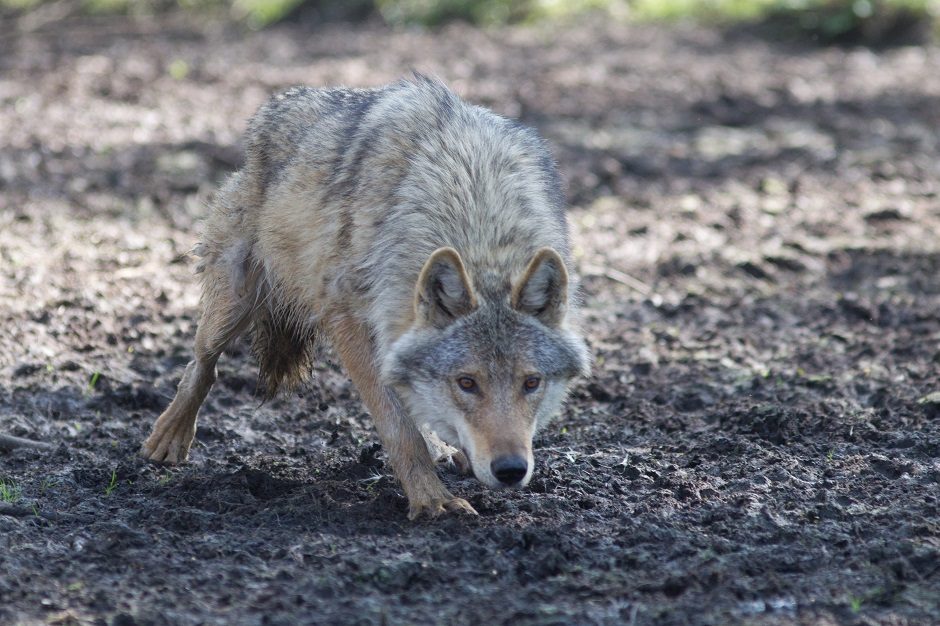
(491, 455), (528, 486)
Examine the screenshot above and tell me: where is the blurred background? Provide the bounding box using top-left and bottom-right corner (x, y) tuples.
(3, 0), (940, 42)
(0, 0), (940, 40)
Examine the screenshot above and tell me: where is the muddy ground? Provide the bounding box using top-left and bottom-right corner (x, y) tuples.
(1, 12), (939, 626)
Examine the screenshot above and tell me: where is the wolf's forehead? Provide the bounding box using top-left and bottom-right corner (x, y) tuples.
(450, 309), (567, 373)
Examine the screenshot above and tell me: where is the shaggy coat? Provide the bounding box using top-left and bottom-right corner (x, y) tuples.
(142, 75), (589, 519)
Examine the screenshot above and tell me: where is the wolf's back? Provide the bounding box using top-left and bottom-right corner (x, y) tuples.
(241, 76), (566, 246)
(212, 76), (574, 362)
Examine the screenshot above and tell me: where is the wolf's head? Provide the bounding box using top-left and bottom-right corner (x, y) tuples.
(384, 247), (590, 489)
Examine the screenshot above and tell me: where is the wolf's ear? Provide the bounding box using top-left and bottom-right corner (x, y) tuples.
(415, 247), (477, 328)
(512, 248), (568, 327)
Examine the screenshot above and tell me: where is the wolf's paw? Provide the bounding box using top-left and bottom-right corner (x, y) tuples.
(140, 431), (193, 465)
(407, 494), (478, 520)
(140, 411), (196, 465)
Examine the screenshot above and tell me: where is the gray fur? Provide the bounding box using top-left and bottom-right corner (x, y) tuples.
(142, 74), (590, 516)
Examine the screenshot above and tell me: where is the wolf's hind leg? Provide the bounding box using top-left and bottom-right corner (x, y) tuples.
(141, 287), (250, 464)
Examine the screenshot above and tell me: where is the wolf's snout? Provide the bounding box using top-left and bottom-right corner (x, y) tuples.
(491, 455), (528, 486)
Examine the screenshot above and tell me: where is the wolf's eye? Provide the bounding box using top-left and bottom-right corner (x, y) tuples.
(523, 376), (541, 393)
(456, 376), (477, 393)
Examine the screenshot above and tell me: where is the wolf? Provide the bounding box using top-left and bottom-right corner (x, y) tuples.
(141, 74), (590, 519)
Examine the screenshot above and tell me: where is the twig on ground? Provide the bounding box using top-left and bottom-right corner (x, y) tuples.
(0, 434), (56, 452)
(582, 264), (652, 296)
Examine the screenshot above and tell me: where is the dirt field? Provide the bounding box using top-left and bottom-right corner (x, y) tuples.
(1, 13), (939, 626)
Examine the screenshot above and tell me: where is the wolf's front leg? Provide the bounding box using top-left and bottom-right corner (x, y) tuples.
(330, 314), (477, 520)
(379, 394), (478, 519)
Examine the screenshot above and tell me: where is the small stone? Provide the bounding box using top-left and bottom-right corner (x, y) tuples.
(917, 392), (940, 418)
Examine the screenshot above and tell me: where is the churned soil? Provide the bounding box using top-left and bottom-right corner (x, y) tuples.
(1, 12), (939, 626)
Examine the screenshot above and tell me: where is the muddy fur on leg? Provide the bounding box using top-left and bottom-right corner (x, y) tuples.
(250, 302), (319, 400)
